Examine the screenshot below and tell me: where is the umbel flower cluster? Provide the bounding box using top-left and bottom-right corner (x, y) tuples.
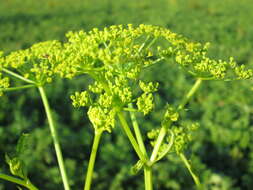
(1, 24), (252, 132)
(0, 24), (252, 189)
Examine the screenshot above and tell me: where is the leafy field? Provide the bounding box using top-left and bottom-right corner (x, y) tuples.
(0, 0), (253, 189)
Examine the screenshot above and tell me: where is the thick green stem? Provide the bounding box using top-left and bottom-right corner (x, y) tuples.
(117, 112), (147, 163)
(144, 166), (153, 190)
(38, 87), (70, 190)
(2, 84), (36, 92)
(0, 173), (38, 190)
(150, 78), (202, 163)
(179, 153), (201, 188)
(2, 68), (35, 84)
(84, 129), (103, 190)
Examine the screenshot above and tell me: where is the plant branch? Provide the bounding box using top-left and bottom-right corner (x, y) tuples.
(128, 103), (147, 156)
(0, 173), (38, 190)
(153, 130), (174, 163)
(84, 129), (103, 190)
(138, 35), (151, 53)
(179, 153), (201, 188)
(117, 111), (147, 163)
(128, 103), (153, 190)
(1, 84), (36, 92)
(150, 78), (202, 162)
(2, 68), (36, 84)
(38, 86), (70, 190)
(123, 107), (139, 112)
(177, 78), (202, 111)
(150, 126), (169, 163)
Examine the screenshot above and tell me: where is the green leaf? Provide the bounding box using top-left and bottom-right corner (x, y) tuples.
(5, 155), (27, 179)
(16, 133), (30, 155)
(130, 160), (144, 175)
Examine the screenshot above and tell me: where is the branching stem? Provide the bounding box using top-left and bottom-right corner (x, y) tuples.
(117, 112), (147, 163)
(150, 78), (202, 163)
(128, 103), (153, 190)
(128, 103), (147, 156)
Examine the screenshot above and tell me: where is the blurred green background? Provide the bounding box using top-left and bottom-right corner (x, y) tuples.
(0, 0), (253, 189)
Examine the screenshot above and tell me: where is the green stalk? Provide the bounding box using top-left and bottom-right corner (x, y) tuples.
(2, 68), (35, 84)
(84, 129), (103, 190)
(38, 86), (70, 190)
(150, 126), (168, 163)
(146, 37), (157, 49)
(128, 103), (152, 190)
(177, 78), (202, 111)
(117, 112), (147, 163)
(2, 84), (36, 92)
(179, 153), (201, 188)
(155, 130), (174, 163)
(123, 107), (139, 112)
(150, 78), (202, 163)
(0, 173), (38, 190)
(128, 103), (147, 156)
(138, 35), (151, 53)
(144, 166), (153, 190)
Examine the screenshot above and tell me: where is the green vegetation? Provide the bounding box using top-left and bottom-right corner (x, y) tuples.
(0, 0), (253, 189)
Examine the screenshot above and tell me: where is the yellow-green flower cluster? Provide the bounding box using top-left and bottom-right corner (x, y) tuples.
(1, 24), (251, 89)
(3, 41), (62, 85)
(70, 91), (90, 108)
(136, 81), (159, 115)
(147, 128), (160, 147)
(0, 52), (10, 96)
(147, 122), (199, 155)
(0, 74), (9, 96)
(71, 75), (133, 131)
(139, 80), (159, 93)
(137, 93), (154, 115)
(172, 122), (199, 154)
(1, 24), (252, 133)
(162, 105), (179, 126)
(63, 24), (251, 132)
(192, 56), (253, 80)
(87, 106), (116, 132)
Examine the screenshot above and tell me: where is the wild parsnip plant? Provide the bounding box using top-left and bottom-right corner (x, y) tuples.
(0, 24), (252, 190)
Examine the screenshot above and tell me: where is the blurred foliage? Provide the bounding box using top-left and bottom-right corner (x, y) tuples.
(0, 0), (253, 189)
